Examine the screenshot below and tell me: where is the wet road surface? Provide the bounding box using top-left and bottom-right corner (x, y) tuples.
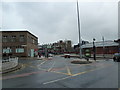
(2, 56), (119, 88)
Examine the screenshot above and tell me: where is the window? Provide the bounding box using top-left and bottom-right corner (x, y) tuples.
(3, 47), (12, 53)
(19, 35), (25, 42)
(16, 48), (24, 53)
(33, 39), (35, 44)
(28, 36), (31, 43)
(3, 36), (8, 42)
(34, 40), (38, 45)
(31, 38), (34, 43)
(11, 35), (16, 42)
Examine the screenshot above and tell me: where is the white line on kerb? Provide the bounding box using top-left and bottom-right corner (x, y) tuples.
(43, 76), (72, 85)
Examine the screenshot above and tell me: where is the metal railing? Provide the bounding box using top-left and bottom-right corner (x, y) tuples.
(1, 57), (19, 71)
(2, 56), (18, 63)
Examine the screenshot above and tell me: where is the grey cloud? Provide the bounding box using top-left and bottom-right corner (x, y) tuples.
(2, 2), (118, 45)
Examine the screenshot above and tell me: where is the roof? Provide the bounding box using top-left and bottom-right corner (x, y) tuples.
(0, 30), (38, 39)
(82, 40), (119, 48)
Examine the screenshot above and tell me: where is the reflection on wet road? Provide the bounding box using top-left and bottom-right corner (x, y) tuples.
(2, 56), (119, 88)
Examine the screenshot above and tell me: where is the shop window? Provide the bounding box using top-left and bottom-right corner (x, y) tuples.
(3, 47), (12, 53)
(16, 48), (24, 53)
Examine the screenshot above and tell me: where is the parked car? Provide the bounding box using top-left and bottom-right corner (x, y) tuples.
(49, 53), (54, 57)
(113, 53), (120, 62)
(64, 54), (70, 58)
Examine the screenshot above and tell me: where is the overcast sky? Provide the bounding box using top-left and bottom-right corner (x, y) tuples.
(1, 1), (118, 45)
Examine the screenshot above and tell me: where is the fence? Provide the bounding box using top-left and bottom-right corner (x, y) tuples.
(1, 57), (19, 71)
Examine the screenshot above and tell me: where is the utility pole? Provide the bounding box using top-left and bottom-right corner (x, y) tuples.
(77, 0), (82, 59)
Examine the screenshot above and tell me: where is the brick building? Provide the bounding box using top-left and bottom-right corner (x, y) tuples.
(38, 40), (72, 55)
(82, 40), (119, 56)
(1, 31), (38, 58)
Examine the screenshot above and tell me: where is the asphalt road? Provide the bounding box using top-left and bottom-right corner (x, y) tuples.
(2, 56), (119, 88)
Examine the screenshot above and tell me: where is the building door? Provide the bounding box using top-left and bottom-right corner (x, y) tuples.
(31, 49), (34, 57)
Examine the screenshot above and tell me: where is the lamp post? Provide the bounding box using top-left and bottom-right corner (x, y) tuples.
(102, 36), (105, 58)
(77, 0), (82, 59)
(93, 38), (96, 60)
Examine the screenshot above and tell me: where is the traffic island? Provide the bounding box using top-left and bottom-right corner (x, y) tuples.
(71, 59), (92, 64)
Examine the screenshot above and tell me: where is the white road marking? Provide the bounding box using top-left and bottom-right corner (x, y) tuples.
(43, 76), (72, 85)
(37, 60), (47, 67)
(37, 60), (48, 70)
(47, 61), (55, 72)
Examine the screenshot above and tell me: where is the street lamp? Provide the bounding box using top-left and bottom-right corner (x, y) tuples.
(93, 38), (96, 60)
(77, 0), (82, 59)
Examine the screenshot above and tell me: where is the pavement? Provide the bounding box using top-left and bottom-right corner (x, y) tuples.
(2, 56), (119, 88)
(1, 56), (54, 74)
(1, 56), (53, 74)
(1, 64), (22, 74)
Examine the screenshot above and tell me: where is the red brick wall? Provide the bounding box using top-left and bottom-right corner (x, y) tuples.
(83, 46), (119, 55)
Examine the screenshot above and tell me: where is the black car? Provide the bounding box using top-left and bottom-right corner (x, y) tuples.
(113, 53), (120, 62)
(64, 54), (70, 58)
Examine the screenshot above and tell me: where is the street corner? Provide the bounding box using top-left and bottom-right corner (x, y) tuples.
(2, 63), (22, 74)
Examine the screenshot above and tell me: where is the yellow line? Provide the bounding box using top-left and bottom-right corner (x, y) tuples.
(51, 71), (72, 76)
(38, 67), (72, 76)
(66, 66), (72, 75)
(72, 69), (94, 76)
(72, 64), (113, 76)
(43, 64), (114, 85)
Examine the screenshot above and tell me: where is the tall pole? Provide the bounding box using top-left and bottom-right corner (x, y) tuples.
(102, 36), (105, 58)
(77, 0), (82, 58)
(93, 38), (96, 61)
